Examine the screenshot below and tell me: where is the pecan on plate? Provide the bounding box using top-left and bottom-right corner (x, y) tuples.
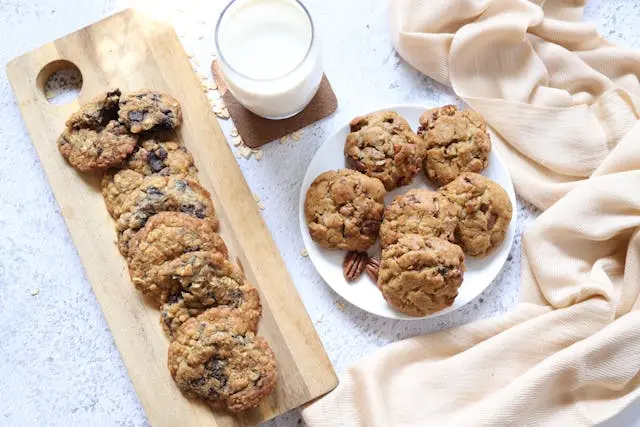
(366, 256), (380, 283)
(343, 251), (368, 282)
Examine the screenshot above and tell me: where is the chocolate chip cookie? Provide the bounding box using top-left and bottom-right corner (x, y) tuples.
(418, 105), (491, 186)
(379, 189), (460, 248)
(439, 172), (512, 257)
(168, 308), (277, 412)
(127, 212), (228, 302)
(344, 111), (425, 191)
(304, 169), (386, 251)
(115, 175), (218, 256)
(118, 90), (182, 133)
(57, 89), (138, 172)
(158, 251), (261, 337)
(102, 138), (198, 217)
(378, 234), (465, 317)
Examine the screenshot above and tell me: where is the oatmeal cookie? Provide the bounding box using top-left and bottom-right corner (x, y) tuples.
(418, 105), (491, 186)
(159, 252), (261, 337)
(439, 172), (512, 257)
(344, 111), (425, 190)
(378, 234), (465, 317)
(127, 212), (228, 302)
(168, 308), (277, 412)
(379, 189), (460, 248)
(57, 89), (138, 172)
(115, 176), (218, 256)
(118, 90), (182, 133)
(102, 138), (198, 217)
(304, 169), (386, 251)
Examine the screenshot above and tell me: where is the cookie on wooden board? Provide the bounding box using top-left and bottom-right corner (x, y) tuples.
(168, 308), (277, 413)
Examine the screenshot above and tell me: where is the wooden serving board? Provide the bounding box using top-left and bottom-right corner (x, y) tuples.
(6, 9), (337, 426)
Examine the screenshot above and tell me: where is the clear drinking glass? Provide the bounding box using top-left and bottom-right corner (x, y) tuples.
(215, 0), (323, 120)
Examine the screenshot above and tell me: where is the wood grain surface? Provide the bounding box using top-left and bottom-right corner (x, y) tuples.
(6, 9), (337, 426)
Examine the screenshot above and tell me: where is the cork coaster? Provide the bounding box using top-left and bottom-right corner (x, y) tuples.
(211, 60), (338, 148)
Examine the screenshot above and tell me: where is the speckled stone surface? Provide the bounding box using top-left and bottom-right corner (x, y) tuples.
(1, 1), (639, 426)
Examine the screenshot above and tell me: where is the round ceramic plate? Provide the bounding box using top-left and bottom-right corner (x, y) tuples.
(299, 105), (517, 320)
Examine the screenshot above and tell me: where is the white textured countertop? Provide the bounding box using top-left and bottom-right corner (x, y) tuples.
(1, 1), (639, 426)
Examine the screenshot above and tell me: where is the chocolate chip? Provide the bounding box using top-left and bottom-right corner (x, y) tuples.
(361, 219), (380, 235)
(487, 212), (498, 229)
(437, 266), (450, 277)
(128, 111), (144, 123)
(181, 203), (206, 219)
(479, 203), (489, 213)
(147, 152), (164, 172)
(96, 147), (103, 156)
(146, 186), (164, 198)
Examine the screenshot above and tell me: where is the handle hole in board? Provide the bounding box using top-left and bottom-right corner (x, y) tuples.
(36, 60), (83, 105)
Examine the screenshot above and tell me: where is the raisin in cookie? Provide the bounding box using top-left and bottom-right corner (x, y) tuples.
(344, 111), (425, 191)
(57, 89), (138, 172)
(378, 234), (465, 317)
(127, 212), (228, 302)
(102, 138), (198, 217)
(304, 169), (386, 251)
(439, 172), (512, 257)
(418, 105), (491, 186)
(115, 176), (218, 256)
(158, 252), (261, 337)
(118, 90), (182, 133)
(379, 189), (460, 248)
(168, 308), (277, 412)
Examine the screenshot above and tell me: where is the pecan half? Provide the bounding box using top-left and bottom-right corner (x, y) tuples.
(366, 256), (380, 283)
(343, 251), (368, 282)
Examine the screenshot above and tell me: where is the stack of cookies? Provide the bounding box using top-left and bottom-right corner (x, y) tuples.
(57, 89), (277, 413)
(305, 106), (513, 317)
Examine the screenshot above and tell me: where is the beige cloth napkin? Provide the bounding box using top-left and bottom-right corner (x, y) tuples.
(303, 0), (640, 425)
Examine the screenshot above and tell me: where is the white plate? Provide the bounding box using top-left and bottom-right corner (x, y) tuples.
(298, 105), (517, 320)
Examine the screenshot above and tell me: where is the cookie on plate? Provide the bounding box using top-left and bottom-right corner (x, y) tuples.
(115, 175), (218, 256)
(168, 308), (277, 412)
(158, 252), (261, 337)
(344, 111), (425, 191)
(126, 212), (227, 302)
(379, 189), (460, 248)
(102, 138), (198, 218)
(304, 169), (386, 251)
(378, 234), (465, 317)
(439, 173), (512, 257)
(418, 105), (491, 186)
(57, 89), (138, 172)
(118, 90), (182, 133)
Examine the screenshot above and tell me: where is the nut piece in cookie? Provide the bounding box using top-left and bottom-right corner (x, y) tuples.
(344, 111), (425, 191)
(126, 212), (228, 305)
(418, 105), (491, 186)
(57, 89), (139, 172)
(102, 137), (198, 218)
(118, 90), (183, 133)
(304, 169), (386, 251)
(159, 252), (261, 337)
(439, 172), (513, 257)
(168, 308), (277, 412)
(115, 176), (218, 256)
(378, 234), (465, 317)
(379, 189), (460, 248)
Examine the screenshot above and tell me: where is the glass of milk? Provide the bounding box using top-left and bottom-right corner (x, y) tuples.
(215, 0), (322, 120)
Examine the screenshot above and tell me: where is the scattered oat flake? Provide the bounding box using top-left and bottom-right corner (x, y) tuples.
(254, 150), (263, 160)
(301, 248), (309, 257)
(253, 193), (260, 202)
(232, 136), (243, 146)
(280, 135), (289, 144)
(30, 288), (40, 296)
(230, 128), (239, 137)
(239, 145), (252, 158)
(291, 130), (303, 141)
(257, 201), (265, 210)
(187, 52), (194, 58)
(335, 301), (345, 310)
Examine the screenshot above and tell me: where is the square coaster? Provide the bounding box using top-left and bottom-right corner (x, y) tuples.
(211, 60), (338, 148)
